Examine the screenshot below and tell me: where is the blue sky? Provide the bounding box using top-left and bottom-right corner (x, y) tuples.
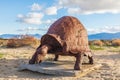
(0, 0), (120, 35)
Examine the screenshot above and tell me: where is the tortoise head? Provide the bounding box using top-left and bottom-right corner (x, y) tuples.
(29, 50), (43, 64)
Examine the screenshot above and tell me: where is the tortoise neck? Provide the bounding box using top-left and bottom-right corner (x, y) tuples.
(39, 44), (51, 56)
(42, 44), (51, 51)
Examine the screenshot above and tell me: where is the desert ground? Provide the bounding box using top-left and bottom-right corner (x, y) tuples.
(0, 46), (120, 80)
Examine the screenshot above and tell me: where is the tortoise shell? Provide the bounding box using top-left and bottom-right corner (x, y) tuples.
(40, 16), (90, 54)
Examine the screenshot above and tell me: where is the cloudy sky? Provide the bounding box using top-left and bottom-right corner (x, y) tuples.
(0, 0), (120, 35)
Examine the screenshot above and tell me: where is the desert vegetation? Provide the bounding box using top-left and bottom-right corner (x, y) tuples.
(6, 35), (40, 48)
(111, 39), (120, 46)
(0, 36), (120, 50)
(89, 39), (120, 46)
(89, 39), (120, 50)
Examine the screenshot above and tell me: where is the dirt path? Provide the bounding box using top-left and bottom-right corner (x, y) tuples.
(0, 47), (120, 80)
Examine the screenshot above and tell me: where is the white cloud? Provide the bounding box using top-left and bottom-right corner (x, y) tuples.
(17, 27), (47, 32)
(104, 26), (120, 33)
(43, 19), (57, 24)
(17, 14), (24, 18)
(68, 8), (81, 14)
(17, 4), (59, 26)
(27, 12), (43, 18)
(31, 3), (42, 11)
(46, 20), (52, 24)
(43, 20), (52, 24)
(0, 32), (3, 35)
(17, 12), (44, 25)
(57, 0), (120, 14)
(87, 26), (120, 34)
(45, 6), (57, 15)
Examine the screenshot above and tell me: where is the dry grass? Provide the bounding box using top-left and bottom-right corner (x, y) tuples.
(0, 39), (8, 47)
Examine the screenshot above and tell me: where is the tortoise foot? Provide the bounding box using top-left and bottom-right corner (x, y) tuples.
(29, 59), (35, 64)
(89, 57), (94, 64)
(74, 65), (81, 70)
(53, 58), (58, 61)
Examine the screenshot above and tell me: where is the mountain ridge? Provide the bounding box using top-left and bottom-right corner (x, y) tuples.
(88, 32), (120, 40)
(0, 32), (120, 40)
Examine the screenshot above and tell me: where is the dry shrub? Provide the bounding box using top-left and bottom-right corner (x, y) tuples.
(0, 39), (8, 47)
(93, 40), (104, 46)
(101, 40), (112, 46)
(112, 39), (120, 46)
(89, 41), (94, 45)
(7, 35), (39, 48)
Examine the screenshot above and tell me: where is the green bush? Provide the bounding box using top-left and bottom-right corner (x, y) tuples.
(90, 45), (104, 50)
(0, 53), (4, 58)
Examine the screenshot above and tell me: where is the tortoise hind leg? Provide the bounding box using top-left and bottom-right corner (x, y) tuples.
(53, 54), (59, 61)
(85, 51), (94, 64)
(88, 56), (94, 64)
(88, 51), (94, 64)
(74, 53), (83, 70)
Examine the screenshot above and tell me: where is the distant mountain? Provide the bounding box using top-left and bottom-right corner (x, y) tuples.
(0, 34), (42, 39)
(29, 34), (42, 39)
(88, 32), (120, 40)
(0, 34), (18, 39)
(0, 32), (120, 40)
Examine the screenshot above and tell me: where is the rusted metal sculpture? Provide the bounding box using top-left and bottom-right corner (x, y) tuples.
(29, 16), (93, 70)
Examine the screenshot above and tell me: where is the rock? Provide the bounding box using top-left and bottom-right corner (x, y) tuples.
(18, 61), (102, 77)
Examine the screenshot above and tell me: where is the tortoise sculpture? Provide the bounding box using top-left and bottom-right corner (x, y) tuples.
(29, 16), (93, 70)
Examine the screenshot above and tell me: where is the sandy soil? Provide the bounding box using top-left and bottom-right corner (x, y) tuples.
(0, 46), (120, 80)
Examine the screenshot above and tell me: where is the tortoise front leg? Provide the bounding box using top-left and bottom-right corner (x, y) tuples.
(74, 53), (83, 70)
(29, 46), (41, 64)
